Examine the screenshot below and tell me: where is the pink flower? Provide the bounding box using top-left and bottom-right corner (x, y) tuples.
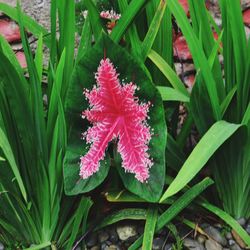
(80, 58), (152, 182)
(100, 10), (121, 21)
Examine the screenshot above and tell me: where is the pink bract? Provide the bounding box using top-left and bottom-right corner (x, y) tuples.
(80, 58), (152, 182)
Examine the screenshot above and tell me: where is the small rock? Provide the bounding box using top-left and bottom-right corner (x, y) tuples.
(98, 231), (109, 243)
(152, 237), (164, 250)
(230, 244), (242, 250)
(214, 223), (223, 229)
(226, 232), (233, 240)
(237, 218), (246, 227)
(204, 226), (227, 246)
(164, 244), (173, 250)
(105, 245), (120, 250)
(197, 235), (206, 244)
(0, 243), (4, 250)
(90, 246), (100, 250)
(124, 235), (139, 245)
(86, 233), (98, 248)
(116, 225), (137, 241)
(228, 240), (235, 246)
(101, 243), (108, 250)
(183, 238), (205, 250)
(205, 239), (222, 250)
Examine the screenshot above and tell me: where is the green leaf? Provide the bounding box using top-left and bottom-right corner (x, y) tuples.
(105, 190), (146, 203)
(168, 0), (221, 120)
(199, 201), (250, 247)
(129, 178), (214, 250)
(96, 208), (147, 230)
(160, 121), (242, 202)
(142, 207), (158, 250)
(0, 35), (24, 77)
(76, 16), (92, 63)
(65, 197), (93, 250)
(57, 0), (76, 100)
(0, 126), (27, 202)
(34, 34), (44, 83)
(157, 86), (190, 102)
(23, 242), (51, 250)
(85, 0), (103, 41)
(64, 34), (167, 202)
(141, 0), (167, 60)
(111, 0), (148, 43)
(148, 50), (189, 97)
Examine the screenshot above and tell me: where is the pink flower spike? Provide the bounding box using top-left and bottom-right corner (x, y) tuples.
(100, 10), (121, 21)
(80, 58), (152, 182)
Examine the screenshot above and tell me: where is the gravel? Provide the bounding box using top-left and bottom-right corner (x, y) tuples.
(183, 238), (205, 250)
(116, 225), (137, 241)
(203, 225), (227, 246)
(205, 239), (223, 250)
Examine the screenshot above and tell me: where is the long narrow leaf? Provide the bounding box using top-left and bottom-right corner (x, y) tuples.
(142, 207), (158, 250)
(0, 128), (27, 202)
(129, 178), (213, 250)
(160, 121), (242, 202)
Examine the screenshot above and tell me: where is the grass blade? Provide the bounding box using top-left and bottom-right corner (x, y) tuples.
(85, 0), (103, 41)
(199, 201), (250, 247)
(129, 178), (213, 250)
(142, 207), (158, 250)
(148, 50), (189, 96)
(160, 121), (242, 202)
(96, 209), (147, 230)
(0, 128), (27, 202)
(111, 0), (148, 43)
(168, 0), (221, 120)
(157, 86), (189, 102)
(141, 0), (167, 60)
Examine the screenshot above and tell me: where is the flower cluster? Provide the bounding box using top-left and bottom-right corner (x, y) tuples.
(100, 10), (121, 21)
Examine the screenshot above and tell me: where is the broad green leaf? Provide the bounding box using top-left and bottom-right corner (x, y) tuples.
(129, 178), (213, 250)
(160, 121), (242, 202)
(64, 34), (166, 202)
(142, 207), (158, 250)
